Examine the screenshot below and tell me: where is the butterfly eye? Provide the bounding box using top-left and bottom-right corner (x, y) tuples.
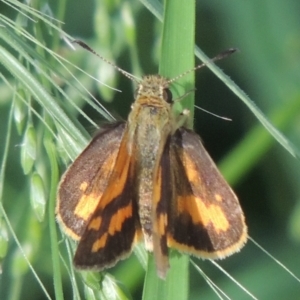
(163, 88), (173, 103)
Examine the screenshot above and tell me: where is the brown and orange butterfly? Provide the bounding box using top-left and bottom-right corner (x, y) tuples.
(56, 44), (247, 279)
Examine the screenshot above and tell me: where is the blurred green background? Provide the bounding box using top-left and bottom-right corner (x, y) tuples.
(1, 0), (300, 299)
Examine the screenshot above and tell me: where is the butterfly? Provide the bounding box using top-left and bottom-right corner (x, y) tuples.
(56, 45), (247, 279)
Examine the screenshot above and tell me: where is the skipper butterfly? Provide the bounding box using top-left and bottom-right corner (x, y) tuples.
(56, 44), (247, 279)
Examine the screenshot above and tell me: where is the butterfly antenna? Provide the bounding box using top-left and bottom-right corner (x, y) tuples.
(72, 40), (140, 83)
(167, 48), (238, 85)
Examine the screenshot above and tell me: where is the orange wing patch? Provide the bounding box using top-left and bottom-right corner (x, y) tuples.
(177, 195), (230, 233)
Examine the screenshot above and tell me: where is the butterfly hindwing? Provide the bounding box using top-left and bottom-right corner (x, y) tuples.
(168, 128), (247, 258)
(152, 136), (173, 278)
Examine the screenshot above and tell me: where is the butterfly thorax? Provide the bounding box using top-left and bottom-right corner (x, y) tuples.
(127, 75), (173, 251)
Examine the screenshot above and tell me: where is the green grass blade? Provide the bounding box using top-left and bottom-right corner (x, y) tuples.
(220, 95), (300, 185)
(143, 0), (195, 299)
(141, 0), (300, 159)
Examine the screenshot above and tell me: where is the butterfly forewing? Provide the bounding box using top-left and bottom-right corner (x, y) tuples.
(167, 128), (247, 258)
(56, 123), (127, 240)
(73, 129), (142, 269)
